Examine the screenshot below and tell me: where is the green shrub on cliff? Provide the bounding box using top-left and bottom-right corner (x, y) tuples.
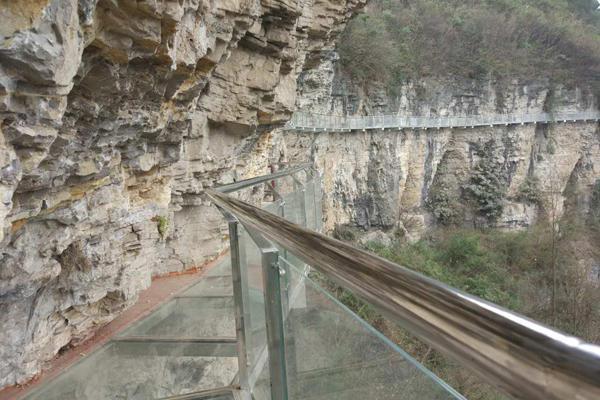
(365, 232), (516, 307)
(332, 224), (358, 241)
(517, 176), (543, 205)
(463, 146), (507, 222)
(337, 14), (399, 85)
(153, 215), (169, 239)
(334, 225), (600, 399)
(426, 183), (463, 226)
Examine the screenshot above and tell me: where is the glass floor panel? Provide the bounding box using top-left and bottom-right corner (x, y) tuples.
(204, 258), (233, 278)
(25, 257), (238, 400)
(176, 395), (234, 400)
(155, 388), (237, 400)
(180, 275), (233, 297)
(24, 342), (238, 400)
(118, 296), (235, 338)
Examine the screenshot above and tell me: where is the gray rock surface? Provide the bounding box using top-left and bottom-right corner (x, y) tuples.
(0, 0), (365, 388)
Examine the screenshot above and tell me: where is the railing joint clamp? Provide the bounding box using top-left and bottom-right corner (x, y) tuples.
(271, 261), (285, 276)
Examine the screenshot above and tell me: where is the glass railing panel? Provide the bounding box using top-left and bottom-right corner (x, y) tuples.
(24, 342), (238, 400)
(278, 256), (309, 327)
(313, 176), (323, 232)
(282, 188), (301, 225)
(237, 224), (271, 400)
(249, 356), (273, 400)
(263, 198), (283, 217)
(263, 199), (288, 258)
(281, 258), (464, 400)
(304, 178), (317, 231)
(117, 296), (235, 338)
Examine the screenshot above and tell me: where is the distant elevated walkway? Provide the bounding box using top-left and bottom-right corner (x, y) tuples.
(285, 111), (600, 132)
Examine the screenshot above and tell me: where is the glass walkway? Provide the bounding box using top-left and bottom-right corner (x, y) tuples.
(22, 164), (600, 400)
(24, 257), (238, 399)
(285, 110), (600, 132)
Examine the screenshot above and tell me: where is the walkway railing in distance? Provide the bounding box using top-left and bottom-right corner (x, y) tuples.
(285, 110), (600, 132)
(216, 163), (312, 193)
(206, 188), (600, 400)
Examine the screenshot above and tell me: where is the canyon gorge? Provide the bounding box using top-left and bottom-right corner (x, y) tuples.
(0, 0), (599, 392)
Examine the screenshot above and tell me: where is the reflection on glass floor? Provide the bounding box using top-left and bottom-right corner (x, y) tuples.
(25, 258), (239, 400)
(118, 296), (235, 338)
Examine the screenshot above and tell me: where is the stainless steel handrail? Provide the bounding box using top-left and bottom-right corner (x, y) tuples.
(205, 189), (600, 400)
(216, 163), (312, 193)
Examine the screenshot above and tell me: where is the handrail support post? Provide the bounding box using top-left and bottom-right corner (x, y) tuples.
(222, 211), (251, 392)
(261, 248), (288, 400)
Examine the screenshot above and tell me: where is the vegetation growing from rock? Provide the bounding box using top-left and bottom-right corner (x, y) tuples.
(332, 224), (359, 241)
(517, 176), (543, 205)
(463, 144), (507, 222)
(367, 232), (517, 306)
(326, 223), (600, 399)
(338, 0), (600, 93)
(426, 183), (462, 226)
(153, 215), (169, 240)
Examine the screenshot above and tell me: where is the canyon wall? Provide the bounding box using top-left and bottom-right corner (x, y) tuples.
(0, 0), (365, 388)
(1, 1), (598, 389)
(282, 56), (600, 239)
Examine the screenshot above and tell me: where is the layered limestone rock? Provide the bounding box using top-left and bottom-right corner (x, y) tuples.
(0, 0), (364, 388)
(282, 56), (600, 238)
(285, 121), (599, 235)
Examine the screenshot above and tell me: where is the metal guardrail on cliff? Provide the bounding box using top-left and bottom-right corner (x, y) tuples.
(285, 111), (600, 132)
(206, 163), (600, 400)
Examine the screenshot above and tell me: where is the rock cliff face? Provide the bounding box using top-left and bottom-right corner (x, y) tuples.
(0, 0), (364, 388)
(283, 57), (600, 239)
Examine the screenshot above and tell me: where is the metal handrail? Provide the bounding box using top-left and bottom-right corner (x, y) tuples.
(213, 163), (318, 400)
(286, 111), (600, 132)
(205, 189), (600, 400)
(216, 163), (312, 193)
